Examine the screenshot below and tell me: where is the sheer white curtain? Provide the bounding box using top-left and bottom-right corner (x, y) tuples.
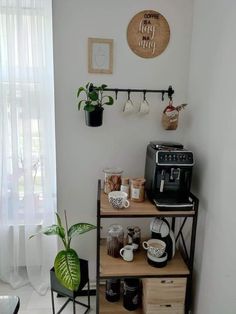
(0, 0), (57, 294)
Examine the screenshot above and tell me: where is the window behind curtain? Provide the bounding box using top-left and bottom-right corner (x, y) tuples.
(0, 0), (56, 225)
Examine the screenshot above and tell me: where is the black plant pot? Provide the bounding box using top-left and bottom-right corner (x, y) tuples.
(50, 259), (89, 298)
(85, 107), (104, 127)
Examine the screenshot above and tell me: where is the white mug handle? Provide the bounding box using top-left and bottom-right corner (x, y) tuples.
(120, 248), (125, 258)
(124, 200), (130, 208)
(142, 241), (149, 250)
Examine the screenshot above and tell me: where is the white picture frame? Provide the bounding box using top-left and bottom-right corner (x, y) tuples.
(88, 38), (113, 74)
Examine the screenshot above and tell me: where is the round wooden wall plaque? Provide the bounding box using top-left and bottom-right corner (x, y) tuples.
(127, 10), (170, 58)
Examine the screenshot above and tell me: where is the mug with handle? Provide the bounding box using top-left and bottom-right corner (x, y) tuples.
(120, 245), (134, 262)
(108, 191), (130, 209)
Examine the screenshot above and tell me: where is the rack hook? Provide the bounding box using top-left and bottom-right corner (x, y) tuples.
(127, 89), (131, 100)
(161, 91), (165, 101)
(115, 89), (118, 100)
(143, 90), (147, 101)
(167, 86), (174, 101)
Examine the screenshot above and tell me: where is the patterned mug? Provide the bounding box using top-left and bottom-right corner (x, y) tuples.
(108, 191), (130, 209)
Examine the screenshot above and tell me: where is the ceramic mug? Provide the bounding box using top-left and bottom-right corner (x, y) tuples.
(123, 99), (134, 113)
(120, 245), (134, 262)
(142, 239), (166, 258)
(139, 99), (150, 114)
(108, 191), (130, 209)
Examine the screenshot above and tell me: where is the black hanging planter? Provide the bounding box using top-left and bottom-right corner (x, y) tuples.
(85, 106), (104, 127)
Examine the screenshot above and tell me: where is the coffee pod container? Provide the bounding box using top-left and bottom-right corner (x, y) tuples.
(105, 278), (121, 302)
(123, 278), (140, 311)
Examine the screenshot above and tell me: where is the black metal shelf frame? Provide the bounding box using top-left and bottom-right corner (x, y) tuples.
(96, 180), (198, 314)
(104, 85), (175, 101)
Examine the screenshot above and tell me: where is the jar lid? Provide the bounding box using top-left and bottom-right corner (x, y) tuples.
(108, 224), (124, 233)
(131, 178), (146, 185)
(103, 168), (123, 174)
(122, 177), (130, 185)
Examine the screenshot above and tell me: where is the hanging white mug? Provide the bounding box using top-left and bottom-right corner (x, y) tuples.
(123, 91), (134, 113)
(139, 99), (150, 114)
(123, 99), (134, 113)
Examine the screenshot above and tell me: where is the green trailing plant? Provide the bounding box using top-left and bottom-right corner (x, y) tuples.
(30, 211), (96, 291)
(77, 82), (114, 112)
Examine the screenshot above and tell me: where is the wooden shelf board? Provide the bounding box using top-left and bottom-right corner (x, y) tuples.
(99, 286), (143, 314)
(100, 240), (189, 278)
(100, 192), (195, 217)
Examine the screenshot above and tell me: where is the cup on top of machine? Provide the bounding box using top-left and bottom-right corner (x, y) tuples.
(142, 239), (166, 258)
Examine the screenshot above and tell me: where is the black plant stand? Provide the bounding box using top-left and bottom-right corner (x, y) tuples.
(50, 259), (90, 314)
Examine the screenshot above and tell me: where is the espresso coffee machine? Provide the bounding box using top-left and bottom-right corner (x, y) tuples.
(145, 141), (194, 210)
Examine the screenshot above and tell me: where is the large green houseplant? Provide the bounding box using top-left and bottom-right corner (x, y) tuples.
(30, 211), (96, 291)
(77, 82), (114, 127)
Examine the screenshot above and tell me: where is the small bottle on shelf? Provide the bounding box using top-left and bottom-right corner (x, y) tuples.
(120, 177), (130, 198)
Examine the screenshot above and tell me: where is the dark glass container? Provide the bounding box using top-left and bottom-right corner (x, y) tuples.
(105, 279), (121, 302)
(123, 278), (140, 311)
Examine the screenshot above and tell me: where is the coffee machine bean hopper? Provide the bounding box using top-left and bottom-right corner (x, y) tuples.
(144, 141), (194, 210)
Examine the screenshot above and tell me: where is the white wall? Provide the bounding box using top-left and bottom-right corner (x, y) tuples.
(52, 0), (194, 282)
(187, 0), (236, 313)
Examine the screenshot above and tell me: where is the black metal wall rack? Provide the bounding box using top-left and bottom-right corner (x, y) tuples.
(104, 85), (174, 101)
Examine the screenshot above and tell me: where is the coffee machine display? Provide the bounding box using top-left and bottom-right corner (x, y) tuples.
(145, 141), (194, 210)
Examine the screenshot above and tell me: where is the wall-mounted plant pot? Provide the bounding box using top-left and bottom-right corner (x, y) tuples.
(85, 107), (104, 127)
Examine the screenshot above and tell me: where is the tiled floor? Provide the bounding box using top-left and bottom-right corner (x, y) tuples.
(0, 280), (96, 314)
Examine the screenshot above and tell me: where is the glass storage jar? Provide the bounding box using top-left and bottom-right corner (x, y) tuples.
(130, 178), (146, 202)
(107, 224), (124, 258)
(103, 168), (123, 194)
(126, 226), (141, 251)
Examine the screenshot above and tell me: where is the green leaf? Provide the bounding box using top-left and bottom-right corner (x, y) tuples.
(78, 100), (86, 110)
(29, 224), (65, 240)
(84, 104), (95, 112)
(103, 96), (114, 105)
(88, 83), (94, 92)
(68, 223), (96, 240)
(77, 87), (85, 98)
(101, 84), (107, 90)
(54, 249), (80, 291)
(88, 91), (98, 101)
(85, 82), (91, 90)
(55, 212), (62, 227)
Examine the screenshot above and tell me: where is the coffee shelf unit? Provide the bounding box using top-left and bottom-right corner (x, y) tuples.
(96, 180), (199, 314)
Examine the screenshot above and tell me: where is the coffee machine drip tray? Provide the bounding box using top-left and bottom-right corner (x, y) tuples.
(153, 195), (194, 211)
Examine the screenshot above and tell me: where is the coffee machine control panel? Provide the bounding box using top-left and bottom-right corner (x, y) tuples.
(156, 151), (194, 166)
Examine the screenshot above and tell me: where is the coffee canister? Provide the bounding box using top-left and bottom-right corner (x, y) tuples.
(105, 278), (121, 302)
(107, 224), (124, 258)
(123, 278), (140, 311)
(130, 178), (146, 202)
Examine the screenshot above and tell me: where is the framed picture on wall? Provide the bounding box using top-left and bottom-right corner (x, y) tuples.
(88, 38), (113, 74)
